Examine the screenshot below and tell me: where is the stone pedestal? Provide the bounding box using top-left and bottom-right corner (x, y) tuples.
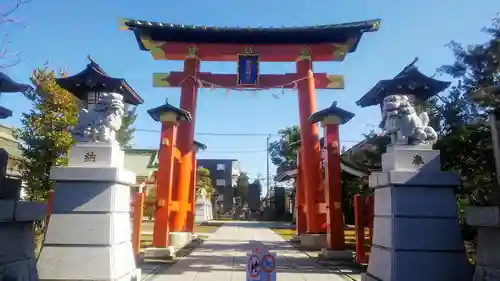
(144, 246), (175, 259)
(143, 231), (193, 259)
(207, 202), (213, 220)
(169, 232), (193, 247)
(0, 200), (46, 281)
(300, 233), (326, 250)
(362, 145), (471, 281)
(195, 197), (212, 224)
(319, 248), (353, 260)
(466, 206), (500, 280)
(290, 235), (301, 243)
(37, 142), (141, 281)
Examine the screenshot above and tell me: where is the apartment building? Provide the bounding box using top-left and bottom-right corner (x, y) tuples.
(196, 159), (241, 213)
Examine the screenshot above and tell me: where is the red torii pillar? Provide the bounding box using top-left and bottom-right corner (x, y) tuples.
(296, 57), (324, 233)
(295, 149), (307, 236)
(186, 141), (206, 233)
(172, 57), (200, 232)
(185, 154), (197, 233)
(309, 101), (355, 253)
(147, 101), (192, 247)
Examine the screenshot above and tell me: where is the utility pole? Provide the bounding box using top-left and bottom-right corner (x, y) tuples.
(266, 134), (272, 205)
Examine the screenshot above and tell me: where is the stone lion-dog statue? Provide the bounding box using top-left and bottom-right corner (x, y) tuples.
(72, 92), (125, 143)
(382, 94), (438, 145)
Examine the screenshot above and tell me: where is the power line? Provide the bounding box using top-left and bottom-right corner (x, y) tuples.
(135, 128), (278, 136)
(199, 149), (267, 154)
(134, 128), (363, 143)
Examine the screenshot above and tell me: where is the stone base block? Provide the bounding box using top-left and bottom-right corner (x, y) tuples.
(361, 273), (380, 281)
(381, 145), (440, 172)
(472, 227), (500, 281)
(169, 232), (193, 248)
(44, 213), (131, 245)
(14, 201), (47, 221)
(319, 248), (353, 260)
(473, 265), (500, 281)
(466, 206), (500, 227)
(0, 257), (38, 281)
(68, 142), (125, 167)
(37, 242), (136, 280)
(300, 234), (326, 250)
(143, 246), (175, 259)
(367, 245), (471, 281)
(0, 223), (36, 264)
(290, 235), (301, 243)
(0, 200), (46, 222)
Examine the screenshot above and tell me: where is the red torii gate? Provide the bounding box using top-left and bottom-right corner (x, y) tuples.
(120, 18), (380, 247)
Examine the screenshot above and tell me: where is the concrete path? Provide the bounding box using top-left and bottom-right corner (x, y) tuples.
(149, 221), (358, 281)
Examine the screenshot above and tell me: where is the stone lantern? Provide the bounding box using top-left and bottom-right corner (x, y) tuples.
(466, 83), (500, 280)
(357, 60), (471, 281)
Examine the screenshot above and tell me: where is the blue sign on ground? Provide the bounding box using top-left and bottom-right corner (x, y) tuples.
(246, 249), (276, 281)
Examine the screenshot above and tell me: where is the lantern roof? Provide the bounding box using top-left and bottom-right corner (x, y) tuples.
(0, 106), (12, 119)
(56, 56), (144, 105)
(309, 101), (355, 124)
(356, 58), (451, 108)
(194, 140), (207, 150)
(147, 99), (192, 123)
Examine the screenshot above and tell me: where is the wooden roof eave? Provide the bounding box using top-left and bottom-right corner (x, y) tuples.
(123, 19), (380, 51)
(275, 159), (369, 183)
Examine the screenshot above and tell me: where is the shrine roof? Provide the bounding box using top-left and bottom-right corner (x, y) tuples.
(56, 59), (144, 105)
(0, 72), (32, 93)
(122, 18), (380, 51)
(309, 101), (355, 124)
(356, 58), (451, 108)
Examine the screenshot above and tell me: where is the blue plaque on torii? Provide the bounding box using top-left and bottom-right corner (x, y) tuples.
(237, 54), (259, 86)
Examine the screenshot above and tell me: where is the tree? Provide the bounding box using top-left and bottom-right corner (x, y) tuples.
(0, 0), (31, 68)
(16, 67), (79, 201)
(268, 125), (301, 176)
(196, 167), (214, 200)
(234, 172), (250, 206)
(117, 107), (137, 148)
(436, 15), (500, 206)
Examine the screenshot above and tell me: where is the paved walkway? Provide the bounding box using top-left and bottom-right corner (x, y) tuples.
(149, 221), (359, 281)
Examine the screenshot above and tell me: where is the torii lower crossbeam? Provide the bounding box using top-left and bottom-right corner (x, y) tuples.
(153, 72), (344, 89)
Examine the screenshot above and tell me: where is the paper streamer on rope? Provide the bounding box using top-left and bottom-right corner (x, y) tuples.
(196, 79), (204, 89)
(178, 75), (313, 100)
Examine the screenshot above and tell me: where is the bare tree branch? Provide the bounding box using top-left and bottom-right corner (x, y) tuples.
(0, 0), (31, 68)
(0, 0), (30, 21)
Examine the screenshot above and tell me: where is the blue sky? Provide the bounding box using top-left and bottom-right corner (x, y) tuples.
(1, 0), (498, 186)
